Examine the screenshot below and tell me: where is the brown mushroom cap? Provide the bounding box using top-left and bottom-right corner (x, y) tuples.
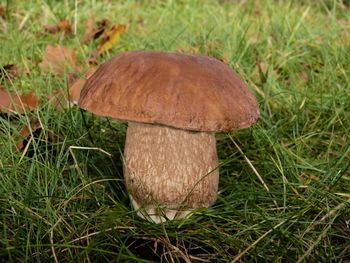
(79, 50), (259, 132)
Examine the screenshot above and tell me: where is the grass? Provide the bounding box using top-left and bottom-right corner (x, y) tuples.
(1, 0), (350, 261)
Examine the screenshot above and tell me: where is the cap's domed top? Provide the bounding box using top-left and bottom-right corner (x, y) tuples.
(79, 50), (259, 131)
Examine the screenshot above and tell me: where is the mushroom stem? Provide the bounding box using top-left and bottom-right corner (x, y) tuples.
(123, 122), (219, 223)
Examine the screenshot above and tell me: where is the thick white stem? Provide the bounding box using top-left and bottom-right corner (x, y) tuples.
(123, 122), (219, 223)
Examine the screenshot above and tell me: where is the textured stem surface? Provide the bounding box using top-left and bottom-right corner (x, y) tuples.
(123, 122), (219, 221)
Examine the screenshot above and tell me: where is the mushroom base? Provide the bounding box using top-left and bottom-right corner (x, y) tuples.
(123, 122), (219, 223)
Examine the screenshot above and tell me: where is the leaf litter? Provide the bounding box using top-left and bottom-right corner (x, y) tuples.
(39, 45), (79, 76)
(0, 87), (39, 114)
(5, 15), (128, 154)
(44, 19), (72, 34)
(48, 67), (96, 110)
(0, 64), (22, 82)
(98, 24), (127, 54)
(81, 16), (109, 44)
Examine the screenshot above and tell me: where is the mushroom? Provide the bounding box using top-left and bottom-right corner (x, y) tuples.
(79, 50), (259, 223)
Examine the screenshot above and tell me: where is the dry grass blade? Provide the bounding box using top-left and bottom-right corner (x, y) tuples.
(231, 220), (286, 263)
(50, 227), (59, 263)
(69, 225), (137, 244)
(228, 134), (278, 207)
(16, 119), (42, 150)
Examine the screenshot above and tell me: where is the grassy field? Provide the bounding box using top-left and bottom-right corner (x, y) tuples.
(1, 0), (350, 262)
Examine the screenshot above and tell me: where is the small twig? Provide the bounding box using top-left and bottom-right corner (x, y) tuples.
(68, 146), (83, 176)
(164, 240), (191, 263)
(228, 135), (278, 207)
(188, 255), (211, 263)
(231, 220), (285, 263)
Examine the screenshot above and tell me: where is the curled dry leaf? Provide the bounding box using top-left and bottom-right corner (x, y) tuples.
(16, 119), (60, 157)
(39, 45), (78, 76)
(81, 16), (109, 44)
(256, 61), (269, 84)
(16, 119), (42, 150)
(44, 19), (72, 34)
(48, 67), (96, 110)
(0, 87), (39, 114)
(87, 50), (100, 65)
(0, 64), (21, 82)
(98, 24), (127, 54)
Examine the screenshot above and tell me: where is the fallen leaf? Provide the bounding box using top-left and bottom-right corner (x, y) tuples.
(0, 87), (39, 114)
(81, 17), (109, 44)
(98, 24), (127, 54)
(44, 19), (72, 34)
(87, 50), (100, 65)
(257, 61), (268, 75)
(39, 45), (78, 76)
(16, 119), (60, 158)
(256, 61), (269, 84)
(81, 16), (95, 42)
(48, 67), (96, 109)
(0, 64), (21, 82)
(70, 67), (96, 104)
(69, 77), (87, 105)
(16, 119), (42, 150)
(48, 89), (68, 110)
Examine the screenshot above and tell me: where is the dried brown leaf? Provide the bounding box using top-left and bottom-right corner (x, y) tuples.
(48, 89), (68, 110)
(98, 24), (127, 54)
(39, 45), (78, 76)
(48, 67), (97, 110)
(16, 119), (42, 150)
(44, 19), (72, 34)
(69, 67), (96, 105)
(0, 87), (39, 114)
(0, 64), (21, 82)
(87, 50), (100, 65)
(82, 17), (109, 44)
(69, 78), (87, 105)
(257, 61), (268, 75)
